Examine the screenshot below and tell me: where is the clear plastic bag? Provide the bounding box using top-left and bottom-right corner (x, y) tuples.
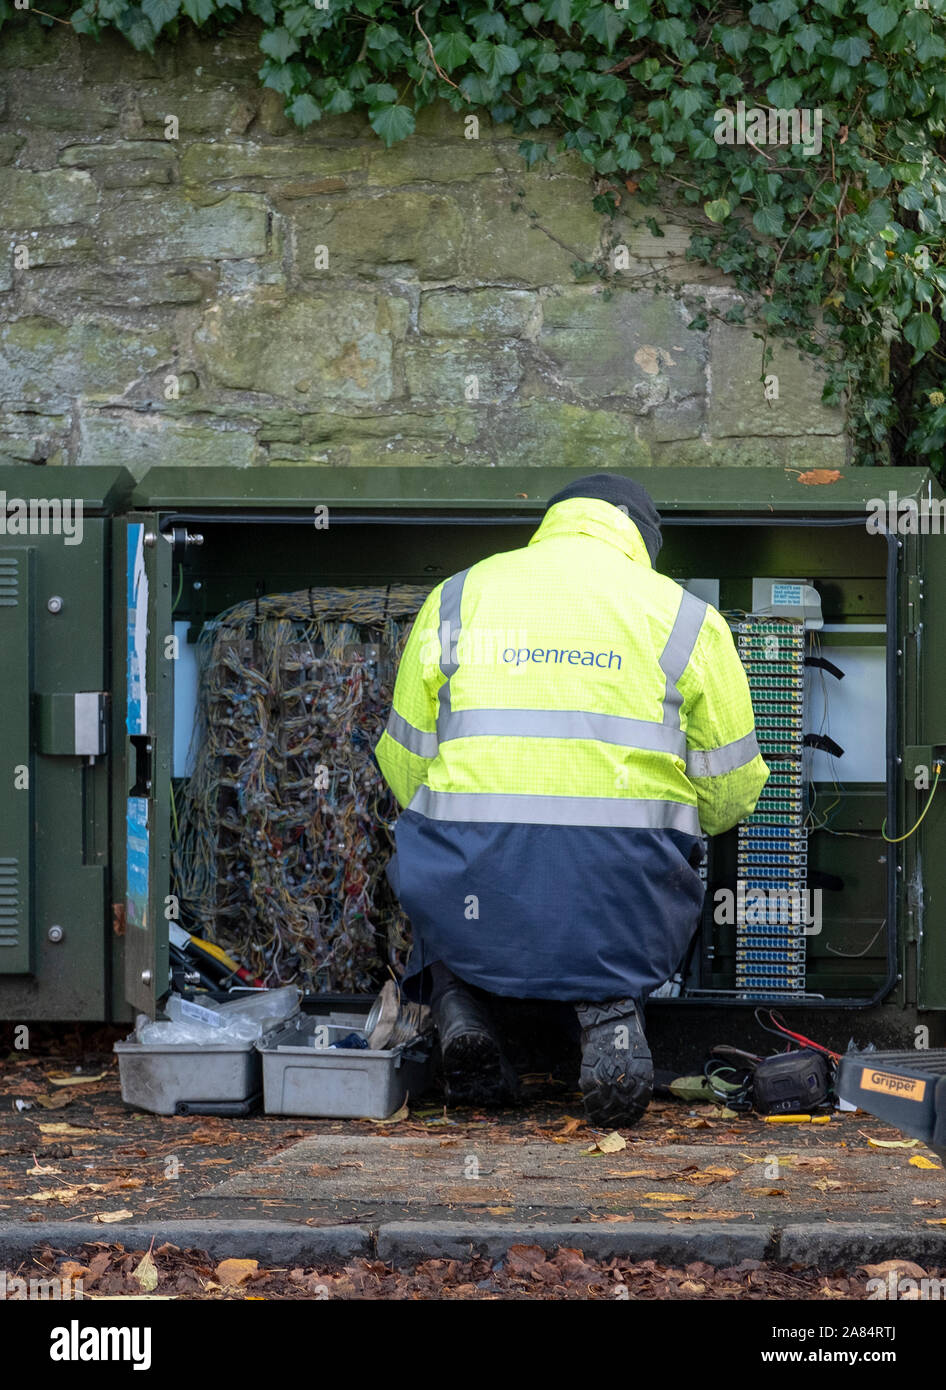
(134, 985), (301, 1046)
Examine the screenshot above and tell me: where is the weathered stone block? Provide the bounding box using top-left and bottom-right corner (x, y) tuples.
(365, 139), (504, 186)
(403, 342), (521, 405)
(295, 191), (464, 280)
(180, 141), (361, 185)
(0, 315), (170, 402)
(98, 192), (268, 260)
(60, 140), (177, 169)
(57, 263), (215, 308)
(77, 410), (258, 474)
(419, 288), (536, 339)
(0, 410), (67, 465)
(194, 289), (409, 403)
(15, 84), (120, 131)
(8, 230), (99, 268)
(139, 83), (257, 136)
(0, 133), (21, 165)
(539, 286), (705, 412)
(0, 168), (97, 229)
(459, 176), (602, 284)
(469, 400), (655, 469)
(708, 316), (844, 437)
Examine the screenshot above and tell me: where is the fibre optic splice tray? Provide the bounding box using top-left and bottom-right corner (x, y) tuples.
(837, 1050), (946, 1158)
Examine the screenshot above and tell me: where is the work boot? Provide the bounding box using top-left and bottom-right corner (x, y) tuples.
(432, 976), (520, 1108)
(575, 998), (653, 1126)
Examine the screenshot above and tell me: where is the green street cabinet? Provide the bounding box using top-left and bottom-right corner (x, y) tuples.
(0, 463), (944, 1048)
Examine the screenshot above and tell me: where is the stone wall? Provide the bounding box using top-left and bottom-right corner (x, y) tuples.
(0, 19), (847, 475)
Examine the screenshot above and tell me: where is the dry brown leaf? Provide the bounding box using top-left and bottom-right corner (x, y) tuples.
(583, 1131), (627, 1155)
(912, 1198), (940, 1207)
(679, 1280), (706, 1294)
(486, 1206), (514, 1215)
(641, 1192), (689, 1201)
(368, 1102), (409, 1126)
(860, 1260), (928, 1280)
(909, 1155), (942, 1170)
(93, 1209), (134, 1223)
(26, 1161), (61, 1176)
(867, 1137), (920, 1149)
(59, 1261), (89, 1280)
(37, 1122), (102, 1138)
(660, 1210), (742, 1221)
(31, 1093), (74, 1110)
(747, 1186), (787, 1196)
(797, 469), (842, 486)
(812, 1177), (846, 1192)
(132, 1250), (158, 1293)
(215, 1258), (259, 1287)
(103, 1176), (145, 1192)
(18, 1184), (104, 1202)
(47, 1072), (107, 1087)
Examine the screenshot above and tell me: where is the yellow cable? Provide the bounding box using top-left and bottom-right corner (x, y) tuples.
(881, 763), (942, 843)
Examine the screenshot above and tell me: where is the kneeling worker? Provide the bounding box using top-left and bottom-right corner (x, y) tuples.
(375, 474), (768, 1124)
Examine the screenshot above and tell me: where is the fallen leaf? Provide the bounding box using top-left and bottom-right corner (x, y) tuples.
(103, 1176), (145, 1192)
(641, 1192), (689, 1201)
(132, 1249), (158, 1293)
(679, 1280), (705, 1294)
(368, 1102), (409, 1126)
(604, 1169), (660, 1180)
(925, 1218), (946, 1226)
(867, 1137), (920, 1149)
(215, 1258), (259, 1287)
(909, 1155), (942, 1170)
(860, 1260), (928, 1280)
(660, 1210), (741, 1221)
(37, 1123), (101, 1138)
(46, 1072), (107, 1087)
(812, 1178), (846, 1192)
(31, 1093), (74, 1110)
(583, 1131), (626, 1155)
(92, 1209), (134, 1223)
(58, 1261), (89, 1280)
(912, 1198), (940, 1207)
(797, 469), (842, 486)
(747, 1187), (787, 1196)
(486, 1206), (514, 1215)
(26, 1161), (61, 1176)
(17, 1184), (104, 1202)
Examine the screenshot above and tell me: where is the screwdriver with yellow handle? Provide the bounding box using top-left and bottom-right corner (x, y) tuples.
(763, 1114), (832, 1124)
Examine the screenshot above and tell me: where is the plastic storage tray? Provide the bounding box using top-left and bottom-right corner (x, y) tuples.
(258, 1011), (433, 1118)
(114, 1037), (262, 1116)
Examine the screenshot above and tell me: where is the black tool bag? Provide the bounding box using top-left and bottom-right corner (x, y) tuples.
(705, 1045), (833, 1115)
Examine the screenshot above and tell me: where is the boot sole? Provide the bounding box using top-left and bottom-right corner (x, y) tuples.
(577, 1000), (654, 1127)
(441, 1032), (519, 1108)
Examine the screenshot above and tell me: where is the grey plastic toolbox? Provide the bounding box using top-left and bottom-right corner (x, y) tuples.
(258, 1011), (433, 1118)
(114, 1037), (262, 1116)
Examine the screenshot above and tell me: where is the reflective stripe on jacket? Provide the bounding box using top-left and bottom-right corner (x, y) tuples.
(375, 496), (769, 1002)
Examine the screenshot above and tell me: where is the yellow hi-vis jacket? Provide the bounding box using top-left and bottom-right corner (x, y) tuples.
(375, 496), (769, 1003)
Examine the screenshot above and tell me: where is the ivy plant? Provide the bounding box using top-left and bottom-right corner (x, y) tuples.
(5, 0), (946, 475)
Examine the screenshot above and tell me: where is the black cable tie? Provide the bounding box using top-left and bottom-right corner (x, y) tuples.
(804, 732), (845, 758)
(805, 656), (845, 680)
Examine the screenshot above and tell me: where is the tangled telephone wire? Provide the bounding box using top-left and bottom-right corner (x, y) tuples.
(171, 585), (430, 993)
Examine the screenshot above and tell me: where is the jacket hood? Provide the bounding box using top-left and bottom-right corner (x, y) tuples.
(528, 496), (654, 570)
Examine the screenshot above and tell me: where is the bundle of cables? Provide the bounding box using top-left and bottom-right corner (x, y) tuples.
(171, 584), (431, 994)
(704, 1010), (839, 1115)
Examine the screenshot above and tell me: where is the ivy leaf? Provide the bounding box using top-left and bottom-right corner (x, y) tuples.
(286, 92), (321, 127)
(704, 197), (731, 222)
(794, 23), (823, 54)
(369, 103), (416, 146)
(142, 0), (179, 28)
(830, 36), (872, 66)
(433, 30), (471, 71)
(181, 0), (214, 20)
(581, 2), (625, 51)
(753, 205), (786, 236)
(324, 86), (354, 114)
(766, 76), (802, 108)
(904, 313), (939, 358)
(259, 26), (298, 62)
(122, 6), (156, 48)
(541, 0), (572, 29)
(720, 27), (751, 59)
(519, 139), (550, 167)
(470, 40), (521, 81)
(865, 5), (898, 38)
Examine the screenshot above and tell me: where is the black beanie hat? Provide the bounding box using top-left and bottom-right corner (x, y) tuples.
(545, 472), (663, 564)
